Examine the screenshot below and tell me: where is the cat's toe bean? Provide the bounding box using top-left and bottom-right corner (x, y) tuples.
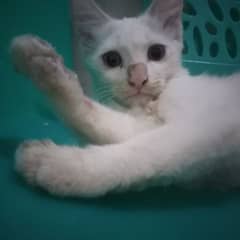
(29, 56), (70, 91)
(11, 35), (62, 76)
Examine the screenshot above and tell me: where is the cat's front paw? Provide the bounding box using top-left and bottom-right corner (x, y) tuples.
(11, 35), (61, 76)
(11, 35), (81, 94)
(15, 140), (86, 196)
(15, 140), (57, 185)
(28, 56), (81, 94)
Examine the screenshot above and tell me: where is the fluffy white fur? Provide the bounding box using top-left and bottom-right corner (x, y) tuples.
(10, 0), (240, 197)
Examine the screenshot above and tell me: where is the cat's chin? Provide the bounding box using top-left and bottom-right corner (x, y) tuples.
(114, 93), (159, 109)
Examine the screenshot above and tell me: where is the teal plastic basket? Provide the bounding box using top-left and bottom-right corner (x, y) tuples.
(1, 1), (240, 240)
(144, 0), (240, 75)
(86, 0), (240, 102)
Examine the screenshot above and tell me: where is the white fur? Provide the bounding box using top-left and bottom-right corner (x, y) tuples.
(10, 0), (240, 197)
(91, 16), (182, 107)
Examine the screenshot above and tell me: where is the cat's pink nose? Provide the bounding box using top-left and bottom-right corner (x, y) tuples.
(127, 63), (148, 89)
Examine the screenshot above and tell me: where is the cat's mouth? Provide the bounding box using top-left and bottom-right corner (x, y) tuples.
(125, 78), (169, 101)
(126, 91), (159, 101)
(112, 80), (166, 107)
(125, 84), (163, 101)
(113, 90), (160, 108)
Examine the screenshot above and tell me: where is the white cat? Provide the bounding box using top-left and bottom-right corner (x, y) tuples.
(10, 0), (240, 197)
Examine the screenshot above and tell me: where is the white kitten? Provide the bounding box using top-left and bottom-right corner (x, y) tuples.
(11, 0), (240, 197)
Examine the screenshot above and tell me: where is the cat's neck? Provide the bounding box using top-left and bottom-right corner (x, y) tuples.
(129, 67), (189, 119)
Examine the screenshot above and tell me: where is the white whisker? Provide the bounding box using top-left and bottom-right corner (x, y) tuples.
(97, 91), (113, 99)
(95, 89), (112, 95)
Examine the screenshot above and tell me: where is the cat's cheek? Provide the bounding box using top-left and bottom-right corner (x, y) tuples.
(147, 61), (170, 82)
(104, 69), (127, 84)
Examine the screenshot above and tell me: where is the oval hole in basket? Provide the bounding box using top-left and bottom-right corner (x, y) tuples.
(183, 40), (189, 55)
(183, 1), (197, 16)
(193, 27), (203, 56)
(183, 21), (190, 30)
(208, 0), (224, 21)
(210, 42), (219, 57)
(205, 22), (217, 35)
(230, 8), (240, 22)
(225, 28), (237, 58)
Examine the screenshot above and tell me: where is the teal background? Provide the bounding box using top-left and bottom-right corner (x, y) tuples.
(1, 0), (240, 239)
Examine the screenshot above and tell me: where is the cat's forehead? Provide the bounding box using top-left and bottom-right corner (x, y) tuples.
(99, 17), (170, 52)
(112, 18), (150, 39)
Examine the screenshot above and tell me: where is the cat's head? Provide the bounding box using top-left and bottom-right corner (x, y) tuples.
(72, 0), (183, 107)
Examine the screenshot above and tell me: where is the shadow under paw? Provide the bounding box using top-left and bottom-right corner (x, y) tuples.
(81, 186), (240, 211)
(0, 137), (23, 159)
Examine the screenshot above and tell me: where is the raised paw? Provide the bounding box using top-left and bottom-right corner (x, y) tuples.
(11, 35), (61, 76)
(10, 35), (81, 94)
(29, 56), (79, 92)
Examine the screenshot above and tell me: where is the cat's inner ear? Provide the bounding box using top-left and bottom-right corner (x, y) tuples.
(145, 0), (183, 40)
(71, 0), (111, 51)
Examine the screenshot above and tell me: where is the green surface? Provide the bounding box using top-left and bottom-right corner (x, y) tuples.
(1, 0), (240, 239)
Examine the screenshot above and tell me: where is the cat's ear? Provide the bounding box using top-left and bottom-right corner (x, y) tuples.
(71, 0), (111, 51)
(144, 0), (183, 40)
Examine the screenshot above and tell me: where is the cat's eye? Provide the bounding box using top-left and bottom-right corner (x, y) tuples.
(102, 50), (122, 68)
(147, 44), (166, 61)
